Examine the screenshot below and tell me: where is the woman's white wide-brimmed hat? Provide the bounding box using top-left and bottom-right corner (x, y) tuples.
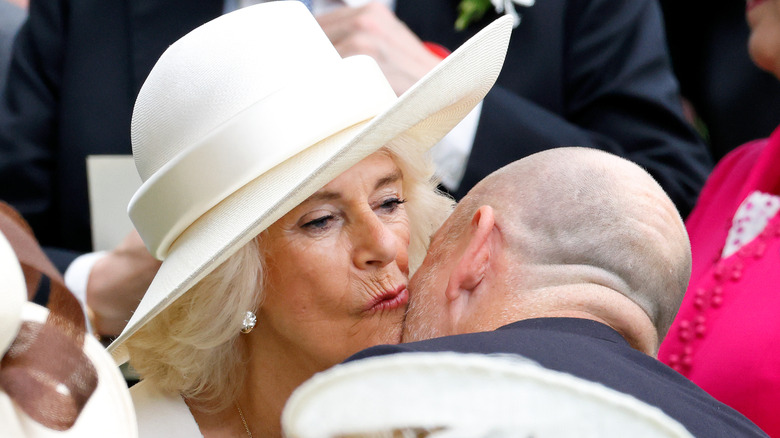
(108, 1), (512, 362)
(282, 353), (693, 437)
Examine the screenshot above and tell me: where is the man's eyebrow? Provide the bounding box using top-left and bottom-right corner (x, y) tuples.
(305, 169), (403, 203)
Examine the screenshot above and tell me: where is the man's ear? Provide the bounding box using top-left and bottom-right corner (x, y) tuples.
(445, 205), (496, 301)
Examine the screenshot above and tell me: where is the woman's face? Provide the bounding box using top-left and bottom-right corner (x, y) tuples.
(256, 151), (411, 373)
(747, 0), (780, 78)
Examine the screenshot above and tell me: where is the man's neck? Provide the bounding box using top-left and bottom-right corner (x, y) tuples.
(486, 282), (660, 356)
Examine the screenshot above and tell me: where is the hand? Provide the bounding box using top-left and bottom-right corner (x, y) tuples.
(86, 230), (161, 336)
(316, 3), (443, 96)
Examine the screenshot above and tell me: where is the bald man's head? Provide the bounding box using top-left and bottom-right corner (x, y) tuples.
(405, 147), (691, 350)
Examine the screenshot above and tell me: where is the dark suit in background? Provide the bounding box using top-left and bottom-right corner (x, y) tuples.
(0, 0), (711, 272)
(660, 0), (780, 163)
(348, 318), (769, 438)
(0, 0), (222, 271)
(398, 0), (712, 214)
(0, 0), (25, 88)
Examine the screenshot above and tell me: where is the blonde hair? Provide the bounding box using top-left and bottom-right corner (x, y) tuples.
(124, 142), (453, 411)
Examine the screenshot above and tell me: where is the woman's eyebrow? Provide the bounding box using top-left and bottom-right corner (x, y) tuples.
(374, 169), (402, 190)
(305, 191), (341, 203)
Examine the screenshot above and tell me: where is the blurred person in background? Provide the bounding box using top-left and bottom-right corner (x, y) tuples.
(658, 1), (780, 435)
(660, 0), (780, 163)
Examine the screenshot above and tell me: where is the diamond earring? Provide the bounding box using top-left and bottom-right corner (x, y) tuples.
(241, 311), (257, 334)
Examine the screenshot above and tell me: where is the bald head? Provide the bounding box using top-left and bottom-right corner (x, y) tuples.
(460, 148), (690, 341)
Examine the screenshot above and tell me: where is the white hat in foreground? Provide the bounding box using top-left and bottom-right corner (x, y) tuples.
(282, 352), (693, 438)
(0, 230), (137, 438)
(109, 2), (512, 363)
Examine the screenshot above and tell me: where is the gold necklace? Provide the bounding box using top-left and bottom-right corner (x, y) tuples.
(235, 402), (253, 438)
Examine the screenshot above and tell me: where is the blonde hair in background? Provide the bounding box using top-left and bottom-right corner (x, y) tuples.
(124, 143), (453, 412)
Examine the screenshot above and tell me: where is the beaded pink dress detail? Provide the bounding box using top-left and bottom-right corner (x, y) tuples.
(659, 127), (780, 437)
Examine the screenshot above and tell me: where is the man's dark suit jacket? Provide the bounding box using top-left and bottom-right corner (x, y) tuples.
(348, 318), (769, 437)
(0, 0), (711, 270)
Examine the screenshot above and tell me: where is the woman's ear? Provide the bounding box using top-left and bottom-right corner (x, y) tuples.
(445, 206), (496, 301)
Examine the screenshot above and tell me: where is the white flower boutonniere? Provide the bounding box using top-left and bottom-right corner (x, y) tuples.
(456, 0), (535, 31)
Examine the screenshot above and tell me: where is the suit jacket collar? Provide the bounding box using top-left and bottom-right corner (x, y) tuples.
(497, 317), (628, 346)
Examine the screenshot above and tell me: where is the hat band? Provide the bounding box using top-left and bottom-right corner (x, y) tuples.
(128, 56), (397, 259)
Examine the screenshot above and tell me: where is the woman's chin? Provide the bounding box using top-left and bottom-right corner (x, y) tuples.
(747, 28), (780, 79)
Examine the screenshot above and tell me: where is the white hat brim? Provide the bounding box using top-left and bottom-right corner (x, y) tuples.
(282, 352), (693, 437)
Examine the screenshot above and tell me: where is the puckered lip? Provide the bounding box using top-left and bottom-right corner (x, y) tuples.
(747, 0), (767, 14)
(364, 285), (409, 314)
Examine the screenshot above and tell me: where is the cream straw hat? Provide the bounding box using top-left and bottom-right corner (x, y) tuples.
(108, 2), (512, 363)
(282, 352), (693, 437)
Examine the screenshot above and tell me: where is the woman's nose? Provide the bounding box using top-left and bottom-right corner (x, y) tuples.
(352, 212), (399, 270)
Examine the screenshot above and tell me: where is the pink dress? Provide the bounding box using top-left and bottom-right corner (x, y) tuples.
(659, 126), (780, 437)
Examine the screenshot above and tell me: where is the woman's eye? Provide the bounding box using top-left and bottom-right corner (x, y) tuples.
(379, 197), (406, 212)
(302, 215), (334, 230)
